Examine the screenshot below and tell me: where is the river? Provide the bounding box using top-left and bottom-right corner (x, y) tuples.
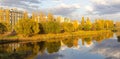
(0, 32), (120, 59)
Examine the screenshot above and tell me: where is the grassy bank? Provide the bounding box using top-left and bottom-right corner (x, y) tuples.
(0, 30), (112, 42)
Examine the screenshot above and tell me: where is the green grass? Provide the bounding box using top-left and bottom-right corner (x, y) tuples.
(0, 35), (19, 40)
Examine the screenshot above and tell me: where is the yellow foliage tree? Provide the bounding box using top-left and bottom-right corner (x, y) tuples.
(47, 13), (54, 21)
(116, 22), (120, 35)
(84, 17), (92, 30)
(81, 16), (85, 26)
(72, 20), (79, 31)
(39, 12), (46, 22)
(23, 11), (28, 19)
(32, 12), (36, 21)
(81, 16), (85, 30)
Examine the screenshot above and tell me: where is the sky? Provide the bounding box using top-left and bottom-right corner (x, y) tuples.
(0, 0), (120, 21)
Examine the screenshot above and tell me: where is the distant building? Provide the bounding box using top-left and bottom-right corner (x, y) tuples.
(56, 16), (71, 23)
(31, 12), (47, 23)
(64, 17), (71, 23)
(0, 7), (27, 27)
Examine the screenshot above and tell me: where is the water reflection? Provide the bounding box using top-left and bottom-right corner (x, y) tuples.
(116, 31), (120, 42)
(91, 39), (120, 59)
(0, 31), (118, 59)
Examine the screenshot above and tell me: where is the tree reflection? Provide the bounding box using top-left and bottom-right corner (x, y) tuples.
(116, 31), (120, 42)
(73, 38), (79, 47)
(62, 37), (74, 48)
(37, 41), (46, 55)
(84, 36), (92, 45)
(0, 31), (114, 59)
(117, 36), (120, 42)
(46, 41), (61, 54)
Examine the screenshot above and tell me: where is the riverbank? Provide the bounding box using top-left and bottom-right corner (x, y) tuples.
(0, 30), (112, 42)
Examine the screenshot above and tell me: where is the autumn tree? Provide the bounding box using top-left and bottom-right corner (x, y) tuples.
(84, 17), (92, 31)
(81, 16), (85, 30)
(94, 19), (114, 30)
(31, 12), (36, 21)
(94, 19), (104, 30)
(23, 11), (28, 19)
(40, 21), (61, 34)
(72, 20), (79, 31)
(104, 20), (114, 30)
(78, 24), (82, 30)
(61, 22), (74, 32)
(47, 13), (54, 21)
(0, 22), (7, 34)
(15, 19), (40, 37)
(39, 12), (46, 22)
(116, 22), (120, 31)
(2, 22), (11, 31)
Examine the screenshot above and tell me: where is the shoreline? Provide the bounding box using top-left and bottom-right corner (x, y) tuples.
(0, 30), (112, 43)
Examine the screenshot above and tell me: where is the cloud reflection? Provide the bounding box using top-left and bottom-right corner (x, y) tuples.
(91, 39), (120, 59)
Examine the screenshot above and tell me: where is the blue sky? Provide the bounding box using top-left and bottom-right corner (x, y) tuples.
(0, 0), (120, 21)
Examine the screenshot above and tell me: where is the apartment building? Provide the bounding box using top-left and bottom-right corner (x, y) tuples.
(0, 7), (27, 26)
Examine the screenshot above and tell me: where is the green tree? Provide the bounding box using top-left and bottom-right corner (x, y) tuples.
(94, 19), (103, 30)
(40, 21), (61, 34)
(15, 19), (40, 37)
(78, 24), (82, 30)
(81, 16), (85, 30)
(84, 17), (92, 31)
(61, 22), (74, 32)
(0, 23), (8, 34)
(104, 20), (114, 30)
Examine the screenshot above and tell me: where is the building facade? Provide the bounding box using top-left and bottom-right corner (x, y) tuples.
(0, 7), (26, 26)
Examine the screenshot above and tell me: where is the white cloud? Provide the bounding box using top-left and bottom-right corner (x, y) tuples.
(0, 0), (41, 13)
(89, 0), (120, 14)
(85, 6), (93, 12)
(91, 0), (120, 5)
(40, 3), (80, 16)
(91, 0), (108, 5)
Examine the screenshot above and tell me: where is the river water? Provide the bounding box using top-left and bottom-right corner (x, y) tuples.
(0, 32), (120, 59)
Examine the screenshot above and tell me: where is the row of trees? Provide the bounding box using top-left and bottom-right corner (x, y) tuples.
(14, 17), (114, 37)
(0, 12), (115, 37)
(80, 17), (114, 31)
